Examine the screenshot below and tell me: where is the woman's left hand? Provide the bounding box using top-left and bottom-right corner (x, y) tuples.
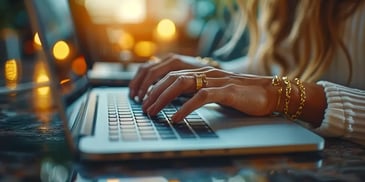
(142, 67), (278, 123)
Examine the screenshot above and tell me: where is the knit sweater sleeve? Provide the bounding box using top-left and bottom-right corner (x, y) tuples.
(315, 81), (365, 145)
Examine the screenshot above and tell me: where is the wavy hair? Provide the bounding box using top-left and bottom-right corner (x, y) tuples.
(217, 0), (362, 83)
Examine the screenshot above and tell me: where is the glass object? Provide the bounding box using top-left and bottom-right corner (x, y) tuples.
(0, 1), (58, 149)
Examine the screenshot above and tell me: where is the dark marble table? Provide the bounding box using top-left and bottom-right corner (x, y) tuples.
(1, 109), (365, 182)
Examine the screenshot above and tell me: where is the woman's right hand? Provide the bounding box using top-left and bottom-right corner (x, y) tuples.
(129, 53), (210, 101)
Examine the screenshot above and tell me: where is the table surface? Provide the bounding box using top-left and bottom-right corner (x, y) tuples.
(1, 109), (365, 182)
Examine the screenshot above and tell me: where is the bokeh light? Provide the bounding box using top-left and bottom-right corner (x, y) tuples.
(4, 59), (20, 89)
(53, 40), (70, 61)
(156, 19), (176, 41)
(71, 56), (87, 76)
(134, 41), (156, 58)
(118, 31), (135, 50)
(34, 61), (50, 96)
(36, 74), (50, 96)
(34, 32), (42, 46)
(116, 0), (146, 23)
(33, 61), (52, 112)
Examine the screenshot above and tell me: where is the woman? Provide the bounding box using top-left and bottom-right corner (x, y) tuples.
(129, 0), (365, 145)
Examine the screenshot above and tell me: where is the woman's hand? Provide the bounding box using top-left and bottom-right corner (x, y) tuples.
(142, 67), (278, 123)
(129, 54), (212, 101)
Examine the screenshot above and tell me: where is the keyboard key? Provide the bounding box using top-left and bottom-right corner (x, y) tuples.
(109, 135), (119, 141)
(121, 134), (139, 141)
(141, 134), (158, 140)
(107, 93), (217, 142)
(160, 134), (177, 140)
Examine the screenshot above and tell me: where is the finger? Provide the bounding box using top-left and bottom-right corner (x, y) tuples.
(145, 75), (195, 115)
(130, 54), (175, 99)
(171, 87), (217, 122)
(136, 56), (185, 101)
(146, 76), (233, 115)
(171, 66), (213, 75)
(142, 74), (179, 111)
(129, 62), (155, 99)
(172, 66), (228, 78)
(171, 84), (244, 122)
(135, 60), (220, 100)
(142, 67), (216, 107)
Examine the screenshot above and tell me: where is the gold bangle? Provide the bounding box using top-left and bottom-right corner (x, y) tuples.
(282, 76), (292, 119)
(289, 78), (306, 120)
(196, 57), (220, 68)
(271, 75), (283, 111)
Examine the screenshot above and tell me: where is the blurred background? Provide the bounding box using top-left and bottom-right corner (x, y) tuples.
(0, 0), (248, 113)
(0, 0), (236, 64)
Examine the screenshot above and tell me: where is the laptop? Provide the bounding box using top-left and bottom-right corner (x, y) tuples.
(54, 0), (137, 86)
(26, 0), (324, 161)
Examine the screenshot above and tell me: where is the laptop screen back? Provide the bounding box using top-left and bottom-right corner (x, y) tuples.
(28, 0), (90, 105)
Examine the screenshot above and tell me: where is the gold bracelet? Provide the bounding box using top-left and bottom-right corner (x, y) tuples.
(282, 76), (292, 119)
(196, 57), (220, 68)
(289, 78), (306, 120)
(271, 75), (283, 111)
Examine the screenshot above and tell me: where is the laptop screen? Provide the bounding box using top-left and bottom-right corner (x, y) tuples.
(28, 0), (90, 105)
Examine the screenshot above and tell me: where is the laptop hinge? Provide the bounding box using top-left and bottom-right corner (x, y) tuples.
(79, 92), (98, 136)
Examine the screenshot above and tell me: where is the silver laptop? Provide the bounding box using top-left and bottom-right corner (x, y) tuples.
(26, 0), (324, 161)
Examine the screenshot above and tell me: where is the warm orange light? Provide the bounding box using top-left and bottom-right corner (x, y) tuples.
(116, 0), (146, 23)
(4, 59), (20, 89)
(134, 41), (156, 57)
(60, 79), (71, 85)
(34, 32), (42, 46)
(84, 0), (146, 24)
(34, 61), (50, 96)
(33, 60), (53, 113)
(5, 59), (18, 82)
(53, 40), (70, 60)
(36, 74), (50, 96)
(118, 32), (134, 50)
(156, 19), (176, 41)
(71, 56), (87, 76)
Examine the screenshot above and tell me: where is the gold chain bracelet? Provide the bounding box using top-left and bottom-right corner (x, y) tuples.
(282, 76), (292, 119)
(289, 78), (306, 120)
(272, 76), (306, 120)
(271, 75), (283, 111)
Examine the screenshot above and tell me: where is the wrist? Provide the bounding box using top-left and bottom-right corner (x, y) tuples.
(271, 76), (306, 120)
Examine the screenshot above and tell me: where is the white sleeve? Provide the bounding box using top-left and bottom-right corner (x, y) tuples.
(316, 81), (365, 145)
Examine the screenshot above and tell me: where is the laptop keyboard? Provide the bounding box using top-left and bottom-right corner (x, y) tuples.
(107, 94), (218, 142)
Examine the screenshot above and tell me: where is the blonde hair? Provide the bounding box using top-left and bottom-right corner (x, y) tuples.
(218, 0), (362, 83)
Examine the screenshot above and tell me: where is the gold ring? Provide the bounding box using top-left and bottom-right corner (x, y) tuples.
(195, 74), (207, 91)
